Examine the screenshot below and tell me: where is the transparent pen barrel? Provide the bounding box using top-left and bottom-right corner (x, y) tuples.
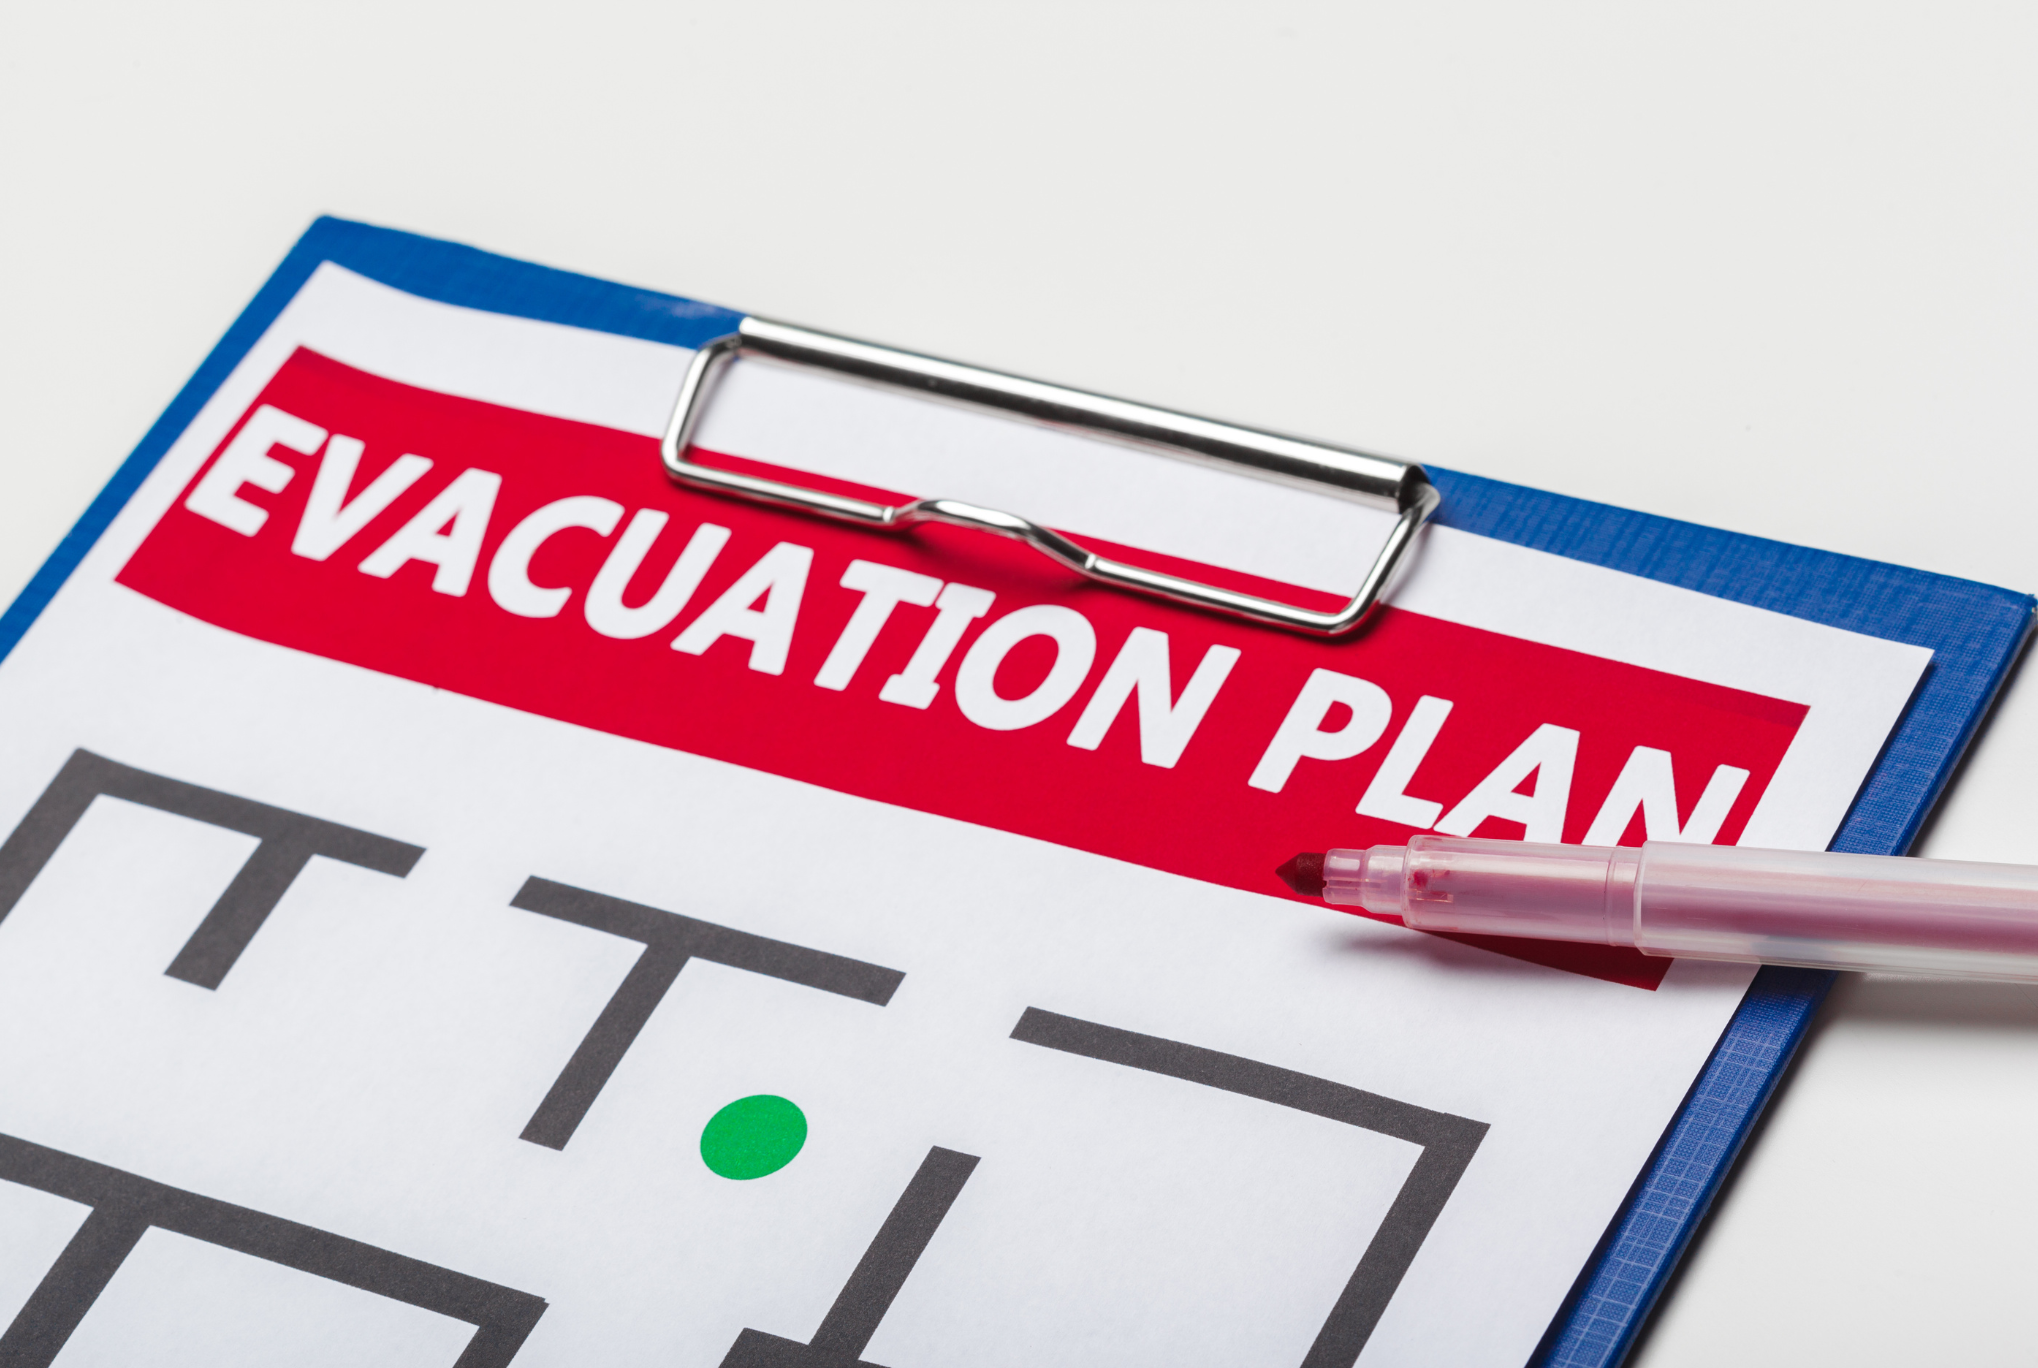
(1635, 844), (2038, 978)
(1389, 836), (1635, 943)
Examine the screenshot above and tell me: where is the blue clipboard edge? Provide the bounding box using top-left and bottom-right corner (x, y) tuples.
(1436, 467), (2033, 1362)
(1, 218), (2029, 1368)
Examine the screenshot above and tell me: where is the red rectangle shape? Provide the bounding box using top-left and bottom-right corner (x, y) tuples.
(117, 349), (1810, 989)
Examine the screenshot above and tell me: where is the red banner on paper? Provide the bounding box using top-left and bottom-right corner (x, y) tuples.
(118, 349), (1809, 989)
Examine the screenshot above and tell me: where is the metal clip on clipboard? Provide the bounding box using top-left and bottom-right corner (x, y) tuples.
(662, 317), (1440, 636)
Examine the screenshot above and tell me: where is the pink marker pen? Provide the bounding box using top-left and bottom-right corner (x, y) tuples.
(1277, 835), (2038, 979)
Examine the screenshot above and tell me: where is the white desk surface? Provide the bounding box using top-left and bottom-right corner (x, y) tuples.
(3, 4), (2034, 1363)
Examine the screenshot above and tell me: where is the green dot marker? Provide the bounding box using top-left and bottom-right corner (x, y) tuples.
(700, 1095), (808, 1180)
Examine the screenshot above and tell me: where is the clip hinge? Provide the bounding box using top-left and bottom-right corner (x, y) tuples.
(661, 316), (1438, 636)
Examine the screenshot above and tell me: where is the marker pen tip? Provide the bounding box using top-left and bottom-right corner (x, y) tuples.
(1275, 852), (1326, 898)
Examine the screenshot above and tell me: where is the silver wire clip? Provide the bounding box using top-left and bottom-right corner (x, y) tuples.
(662, 317), (1439, 636)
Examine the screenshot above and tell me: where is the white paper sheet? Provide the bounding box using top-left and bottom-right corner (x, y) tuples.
(0, 265), (1929, 1366)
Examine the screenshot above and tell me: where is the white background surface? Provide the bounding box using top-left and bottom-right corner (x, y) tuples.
(0, 3), (2032, 1363)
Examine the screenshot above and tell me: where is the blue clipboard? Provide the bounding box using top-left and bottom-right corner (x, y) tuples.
(4, 218), (2030, 1368)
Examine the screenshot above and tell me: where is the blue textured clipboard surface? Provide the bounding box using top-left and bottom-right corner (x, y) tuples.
(3, 218), (2030, 1368)
(1435, 469), (2033, 1364)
